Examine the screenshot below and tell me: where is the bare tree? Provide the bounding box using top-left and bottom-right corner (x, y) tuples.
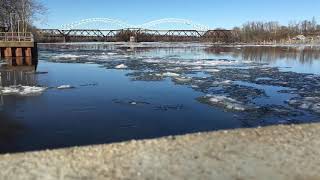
(236, 17), (319, 42)
(0, 0), (46, 32)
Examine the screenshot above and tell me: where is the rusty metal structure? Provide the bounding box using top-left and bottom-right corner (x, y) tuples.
(37, 28), (235, 43)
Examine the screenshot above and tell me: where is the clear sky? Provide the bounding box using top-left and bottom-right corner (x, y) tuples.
(39, 0), (320, 29)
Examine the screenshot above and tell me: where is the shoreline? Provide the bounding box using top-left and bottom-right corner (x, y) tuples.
(37, 41), (320, 47)
(0, 123), (319, 180)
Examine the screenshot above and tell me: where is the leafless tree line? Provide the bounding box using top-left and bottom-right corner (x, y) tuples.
(0, 0), (46, 32)
(233, 17), (320, 42)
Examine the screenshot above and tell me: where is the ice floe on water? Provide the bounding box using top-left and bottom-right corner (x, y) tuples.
(198, 95), (254, 112)
(287, 97), (320, 114)
(204, 68), (221, 73)
(173, 76), (193, 84)
(57, 85), (75, 89)
(115, 64), (128, 69)
(154, 59), (238, 67)
(0, 85), (47, 96)
(50, 54), (89, 61)
(39, 43), (320, 125)
(161, 72), (180, 77)
(107, 52), (118, 55)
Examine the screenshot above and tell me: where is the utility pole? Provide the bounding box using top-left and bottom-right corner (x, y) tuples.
(22, 0), (27, 34)
(10, 13), (14, 40)
(18, 20), (22, 41)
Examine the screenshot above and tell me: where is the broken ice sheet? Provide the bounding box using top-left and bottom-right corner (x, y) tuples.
(287, 97), (320, 114)
(57, 85), (75, 89)
(197, 95), (256, 112)
(115, 64), (128, 69)
(0, 85), (47, 96)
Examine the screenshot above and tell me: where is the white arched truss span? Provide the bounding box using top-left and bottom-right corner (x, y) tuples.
(61, 18), (131, 30)
(138, 18), (210, 31)
(61, 18), (210, 31)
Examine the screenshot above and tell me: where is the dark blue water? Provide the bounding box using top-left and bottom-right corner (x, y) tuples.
(0, 43), (320, 153)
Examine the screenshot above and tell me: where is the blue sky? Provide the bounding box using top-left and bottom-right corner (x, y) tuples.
(40, 0), (320, 29)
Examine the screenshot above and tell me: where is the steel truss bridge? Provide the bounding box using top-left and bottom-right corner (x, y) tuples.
(37, 18), (236, 42)
(37, 28), (236, 42)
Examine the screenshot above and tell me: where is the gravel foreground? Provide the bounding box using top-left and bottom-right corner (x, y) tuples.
(1, 124), (320, 180)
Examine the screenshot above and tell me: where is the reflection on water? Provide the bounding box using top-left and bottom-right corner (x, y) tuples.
(0, 66), (37, 87)
(205, 46), (320, 64)
(1, 57), (38, 67)
(0, 42), (320, 153)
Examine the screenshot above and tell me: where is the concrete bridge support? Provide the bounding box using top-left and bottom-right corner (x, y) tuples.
(0, 42), (38, 66)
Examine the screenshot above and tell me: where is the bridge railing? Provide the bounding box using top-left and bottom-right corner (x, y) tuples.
(0, 32), (34, 42)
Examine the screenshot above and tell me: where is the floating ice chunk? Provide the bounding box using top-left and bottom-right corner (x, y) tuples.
(311, 103), (320, 113)
(173, 76), (192, 83)
(192, 66), (203, 70)
(57, 85), (74, 89)
(255, 77), (273, 81)
(222, 80), (232, 84)
(305, 74), (320, 79)
(107, 52), (118, 55)
(143, 59), (161, 63)
(287, 97), (320, 114)
(1, 87), (19, 94)
(51, 54), (88, 60)
(211, 80), (233, 86)
(165, 67), (182, 71)
(115, 64), (128, 69)
(162, 72), (180, 77)
(200, 95), (251, 112)
(205, 69), (220, 73)
(0, 85), (46, 96)
(209, 96), (247, 111)
(299, 103), (312, 110)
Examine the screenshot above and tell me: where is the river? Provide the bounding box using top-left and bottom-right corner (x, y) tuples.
(0, 42), (320, 153)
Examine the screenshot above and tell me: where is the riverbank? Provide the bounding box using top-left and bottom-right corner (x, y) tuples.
(0, 123), (319, 180)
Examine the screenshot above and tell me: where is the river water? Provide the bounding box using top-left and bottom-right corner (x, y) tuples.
(0, 42), (320, 153)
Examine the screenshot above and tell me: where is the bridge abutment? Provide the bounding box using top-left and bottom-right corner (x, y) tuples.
(0, 32), (38, 66)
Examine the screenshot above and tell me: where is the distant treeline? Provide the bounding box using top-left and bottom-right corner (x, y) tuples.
(0, 0), (45, 32)
(232, 17), (320, 42)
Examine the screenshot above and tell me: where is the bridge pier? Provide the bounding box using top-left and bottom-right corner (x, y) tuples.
(0, 32), (38, 66)
(0, 43), (37, 59)
(3, 47), (12, 57)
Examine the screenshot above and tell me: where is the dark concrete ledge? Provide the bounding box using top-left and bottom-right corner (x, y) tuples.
(0, 123), (319, 180)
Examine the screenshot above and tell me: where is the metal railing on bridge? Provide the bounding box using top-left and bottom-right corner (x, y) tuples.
(0, 32), (34, 42)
